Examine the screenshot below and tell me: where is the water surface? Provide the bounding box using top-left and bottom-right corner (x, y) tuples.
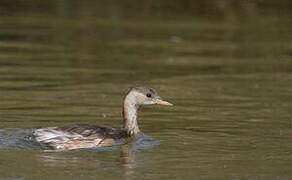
(0, 1), (292, 179)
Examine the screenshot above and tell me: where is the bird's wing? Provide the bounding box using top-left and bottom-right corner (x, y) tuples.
(33, 124), (128, 150)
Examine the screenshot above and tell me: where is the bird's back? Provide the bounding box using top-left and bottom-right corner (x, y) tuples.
(33, 124), (129, 150)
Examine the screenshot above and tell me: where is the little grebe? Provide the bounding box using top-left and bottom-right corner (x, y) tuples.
(33, 86), (173, 150)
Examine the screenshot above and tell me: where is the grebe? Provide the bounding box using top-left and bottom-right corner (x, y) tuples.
(33, 86), (173, 150)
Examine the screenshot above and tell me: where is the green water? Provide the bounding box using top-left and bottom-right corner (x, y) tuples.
(1, 1), (292, 179)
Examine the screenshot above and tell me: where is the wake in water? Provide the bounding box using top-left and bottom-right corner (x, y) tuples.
(0, 128), (159, 151)
(0, 128), (43, 150)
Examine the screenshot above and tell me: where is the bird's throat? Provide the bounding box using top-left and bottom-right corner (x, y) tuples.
(122, 94), (140, 136)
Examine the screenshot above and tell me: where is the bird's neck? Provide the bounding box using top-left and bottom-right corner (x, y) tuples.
(122, 93), (140, 136)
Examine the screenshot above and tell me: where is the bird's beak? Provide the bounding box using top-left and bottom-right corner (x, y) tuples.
(154, 98), (173, 106)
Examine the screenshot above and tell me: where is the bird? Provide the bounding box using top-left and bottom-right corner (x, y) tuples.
(33, 86), (173, 150)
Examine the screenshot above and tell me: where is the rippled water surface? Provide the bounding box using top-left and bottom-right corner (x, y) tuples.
(1, 1), (292, 179)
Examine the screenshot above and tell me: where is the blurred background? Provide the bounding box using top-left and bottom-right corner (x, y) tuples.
(0, 0), (292, 179)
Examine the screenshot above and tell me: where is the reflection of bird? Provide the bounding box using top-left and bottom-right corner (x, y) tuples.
(33, 87), (173, 150)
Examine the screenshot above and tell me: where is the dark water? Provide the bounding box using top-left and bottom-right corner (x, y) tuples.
(1, 1), (292, 179)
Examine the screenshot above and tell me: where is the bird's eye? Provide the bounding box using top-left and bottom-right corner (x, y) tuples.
(146, 93), (152, 98)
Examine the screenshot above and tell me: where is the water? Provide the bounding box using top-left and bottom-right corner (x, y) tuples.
(1, 1), (292, 179)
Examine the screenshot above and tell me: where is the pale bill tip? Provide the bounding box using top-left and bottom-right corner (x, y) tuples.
(155, 99), (173, 106)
